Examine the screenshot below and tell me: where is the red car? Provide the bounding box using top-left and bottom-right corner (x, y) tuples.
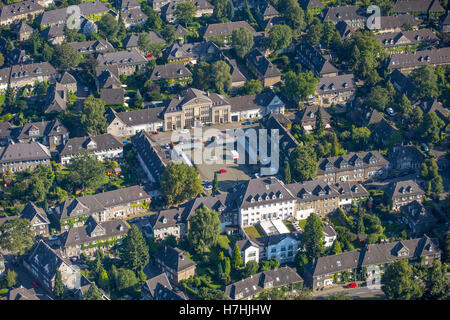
(346, 282), (357, 288)
(32, 281), (40, 288)
(219, 169), (227, 173)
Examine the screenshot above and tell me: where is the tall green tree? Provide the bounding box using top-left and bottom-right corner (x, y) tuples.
(52, 44), (80, 70)
(283, 161), (291, 184)
(267, 25), (292, 52)
(175, 2), (196, 27)
(120, 225), (149, 272)
(54, 270), (64, 299)
(212, 172), (219, 195)
(381, 259), (424, 300)
(301, 213), (324, 262)
(330, 240), (342, 254)
(232, 242), (243, 269)
(410, 65), (439, 100)
(5, 269), (17, 288)
(420, 111), (445, 144)
(187, 207), (221, 254)
(283, 71), (318, 102)
(97, 13), (119, 40)
(315, 107), (324, 135)
(192, 61), (211, 91)
(240, 79), (263, 95)
(289, 145), (318, 181)
(83, 283), (103, 300)
(231, 27), (254, 58)
(81, 95), (107, 135)
(211, 60), (232, 94)
(66, 151), (107, 191)
(424, 260), (450, 300)
(160, 162), (203, 205)
(0, 218), (35, 256)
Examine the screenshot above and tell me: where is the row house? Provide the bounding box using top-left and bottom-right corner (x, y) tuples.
(149, 63), (192, 87)
(154, 246), (196, 285)
(141, 273), (187, 300)
(375, 14), (421, 34)
(233, 233), (302, 265)
(225, 266), (303, 300)
(106, 107), (164, 137)
(41, 23), (65, 45)
(161, 0), (213, 23)
(246, 49), (282, 87)
(164, 41), (222, 64)
(131, 130), (170, 183)
(0, 122), (16, 146)
(59, 133), (123, 166)
(117, 0), (148, 28)
(262, 113), (299, 157)
(314, 73), (355, 106)
(44, 72), (78, 113)
(68, 39), (114, 55)
(24, 240), (79, 294)
(316, 151), (389, 183)
(224, 57), (247, 90)
(201, 20), (256, 44)
(228, 90), (285, 122)
(39, 1), (109, 27)
(295, 42), (339, 78)
(0, 0), (44, 25)
(0, 141), (51, 173)
(287, 180), (369, 219)
(376, 29), (439, 51)
(20, 202), (50, 237)
(304, 235), (440, 290)
(388, 47), (450, 74)
(96, 49), (148, 76)
(162, 88), (231, 131)
(393, 0), (445, 16)
(14, 119), (68, 153)
(386, 179), (425, 211)
(55, 185), (151, 229)
(324, 5), (367, 29)
(61, 217), (129, 257)
(0, 62), (57, 89)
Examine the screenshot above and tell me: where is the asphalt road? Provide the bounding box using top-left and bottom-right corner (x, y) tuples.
(315, 285), (385, 300)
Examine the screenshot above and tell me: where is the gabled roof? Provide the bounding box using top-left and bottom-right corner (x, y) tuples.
(0, 141), (51, 163)
(60, 133), (122, 156)
(155, 246), (196, 272)
(228, 91), (279, 112)
(386, 179), (425, 198)
(378, 14), (421, 30)
(393, 0), (444, 14)
(96, 49), (148, 67)
(324, 5), (366, 23)
(0, 0), (43, 21)
(143, 273), (187, 300)
(389, 47), (450, 70)
(108, 106), (164, 127)
(21, 202), (49, 225)
(246, 48), (281, 78)
(68, 39), (114, 54)
(316, 74), (355, 94)
(15, 20), (34, 35)
(100, 88), (125, 105)
(201, 21), (256, 38)
(149, 63), (192, 81)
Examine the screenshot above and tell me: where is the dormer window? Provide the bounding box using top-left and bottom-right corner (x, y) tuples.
(163, 218), (167, 224)
(272, 194), (276, 200)
(250, 197), (255, 203)
(258, 196), (262, 202)
(265, 195), (270, 200)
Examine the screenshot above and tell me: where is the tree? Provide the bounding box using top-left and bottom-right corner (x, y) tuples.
(267, 25), (292, 52)
(410, 65), (439, 100)
(117, 268), (139, 291)
(283, 161), (291, 184)
(281, 0), (305, 32)
(160, 162), (203, 205)
(408, 106), (424, 131)
(211, 60), (232, 94)
(424, 260), (450, 300)
(301, 213), (324, 262)
(120, 225), (149, 272)
(192, 62), (211, 91)
(396, 94), (413, 118)
(231, 27), (254, 58)
(240, 79), (263, 95)
(420, 111), (445, 144)
(330, 240), (342, 254)
(132, 89), (144, 109)
(197, 287), (228, 300)
(326, 292), (352, 300)
(231, 242), (243, 269)
(54, 270), (64, 299)
(366, 85), (391, 111)
(306, 21), (323, 45)
(52, 44), (81, 70)
(66, 151), (107, 191)
(175, 2), (196, 27)
(98, 14), (119, 40)
(381, 259), (424, 300)
(213, 0), (233, 22)
(81, 95), (107, 135)
(212, 172), (219, 195)
(294, 251), (309, 273)
(244, 260), (259, 277)
(138, 35), (166, 56)
(283, 70), (318, 102)
(0, 53), (4, 67)
(5, 269), (17, 288)
(351, 126), (371, 149)
(0, 218), (35, 256)
(160, 24), (176, 44)
(442, 232), (450, 263)
(98, 268), (110, 292)
(188, 207), (221, 254)
(315, 107), (324, 135)
(289, 145), (318, 181)
(83, 283), (104, 300)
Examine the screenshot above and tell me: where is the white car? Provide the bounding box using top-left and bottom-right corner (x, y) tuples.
(202, 180), (210, 185)
(178, 129), (189, 134)
(204, 184), (213, 191)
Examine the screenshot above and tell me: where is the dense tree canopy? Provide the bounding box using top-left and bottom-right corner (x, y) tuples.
(301, 213), (324, 262)
(160, 162), (203, 204)
(381, 259), (424, 300)
(267, 25), (292, 52)
(188, 207), (221, 254)
(211, 60), (232, 93)
(80, 95), (107, 135)
(231, 27), (254, 58)
(52, 44), (80, 70)
(289, 145), (318, 181)
(120, 225), (149, 272)
(65, 151), (107, 192)
(0, 218), (35, 255)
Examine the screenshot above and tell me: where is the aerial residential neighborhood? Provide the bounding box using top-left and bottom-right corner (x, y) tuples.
(0, 0), (448, 305)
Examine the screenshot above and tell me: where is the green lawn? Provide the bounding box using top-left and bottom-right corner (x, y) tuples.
(283, 221), (296, 232)
(217, 235), (230, 250)
(243, 226), (263, 239)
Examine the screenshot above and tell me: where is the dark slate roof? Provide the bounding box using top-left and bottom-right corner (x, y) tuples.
(246, 49), (281, 79)
(389, 47), (450, 70)
(388, 145), (424, 163)
(316, 74), (355, 95)
(287, 180), (341, 201)
(389, 69), (417, 100)
(7, 286), (41, 300)
(296, 42), (339, 76)
(9, 62), (57, 83)
(59, 71), (77, 85)
(164, 41), (221, 61)
(378, 14), (421, 30)
(201, 21), (256, 38)
(238, 177), (296, 210)
(62, 218), (129, 247)
(393, 0), (444, 14)
(97, 49), (148, 67)
(175, 24), (188, 37)
(386, 179), (425, 199)
(261, 16), (285, 30)
(108, 106), (164, 126)
(6, 48), (30, 65)
(68, 40), (114, 55)
(40, 23), (65, 40)
(143, 273), (187, 300)
(149, 63), (192, 81)
(225, 266), (303, 299)
(317, 151), (388, 174)
(324, 5), (366, 23)
(224, 57), (246, 83)
(262, 113), (299, 156)
(184, 192), (239, 222)
(97, 67), (122, 89)
(376, 29), (438, 47)
(149, 207), (186, 230)
(45, 82), (67, 113)
(15, 119), (68, 140)
(335, 21), (352, 39)
(0, 0), (43, 21)
(228, 91), (278, 112)
(56, 185), (150, 220)
(122, 7), (148, 25)
(155, 246), (196, 272)
(164, 88), (229, 113)
(78, 1), (109, 15)
(20, 202), (49, 224)
(300, 0), (323, 9)
(60, 133), (122, 156)
(0, 141), (50, 163)
(372, 119), (399, 142)
(100, 87), (125, 105)
(309, 249), (361, 276)
(0, 122), (15, 138)
(297, 105), (331, 125)
(333, 181), (370, 198)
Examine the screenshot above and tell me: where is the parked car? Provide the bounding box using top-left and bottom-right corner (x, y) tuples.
(242, 121), (252, 125)
(204, 184), (213, 191)
(386, 107), (395, 116)
(421, 143), (429, 152)
(219, 169), (227, 173)
(346, 283), (358, 288)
